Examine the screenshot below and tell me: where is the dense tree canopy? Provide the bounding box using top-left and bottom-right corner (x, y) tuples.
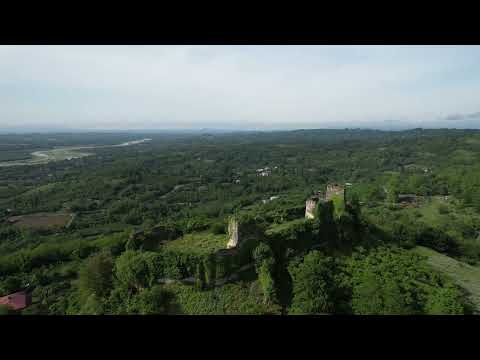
(0, 129), (478, 315)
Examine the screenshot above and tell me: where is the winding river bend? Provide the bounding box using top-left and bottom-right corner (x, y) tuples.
(0, 138), (152, 167)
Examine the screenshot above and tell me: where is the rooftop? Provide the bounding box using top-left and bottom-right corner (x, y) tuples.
(0, 290), (31, 311)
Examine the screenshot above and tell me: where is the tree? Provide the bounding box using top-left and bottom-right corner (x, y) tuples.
(135, 285), (176, 314)
(253, 242), (274, 268)
(203, 254), (217, 287)
(123, 209), (143, 225)
(367, 185), (386, 202)
(425, 286), (464, 315)
(125, 232), (143, 251)
(352, 268), (411, 315)
(351, 271), (383, 314)
(314, 201), (338, 248)
(288, 251), (337, 314)
(78, 251), (114, 298)
(349, 247), (456, 315)
(0, 305), (14, 315)
(382, 278), (410, 315)
(1, 275), (23, 294)
(417, 227), (458, 255)
(195, 261), (206, 290)
(386, 188), (399, 204)
(114, 251), (150, 292)
(253, 243), (277, 304)
(347, 193), (362, 221)
(210, 221), (226, 235)
(106, 285), (131, 314)
(391, 221), (417, 249)
(79, 294), (105, 315)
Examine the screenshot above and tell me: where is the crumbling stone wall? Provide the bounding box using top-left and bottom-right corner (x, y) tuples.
(305, 198), (319, 219)
(305, 185), (344, 220)
(325, 184), (345, 201)
(227, 217), (239, 249)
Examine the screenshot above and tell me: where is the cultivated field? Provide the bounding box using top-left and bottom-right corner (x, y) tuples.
(7, 212), (74, 230)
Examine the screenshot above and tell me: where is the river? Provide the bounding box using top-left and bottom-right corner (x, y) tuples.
(0, 138), (152, 167)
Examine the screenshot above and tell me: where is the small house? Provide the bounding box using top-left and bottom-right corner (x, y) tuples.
(0, 290), (32, 311)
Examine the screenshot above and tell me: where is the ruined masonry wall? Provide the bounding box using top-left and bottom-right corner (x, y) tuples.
(226, 217), (239, 249)
(305, 199), (318, 219)
(325, 184), (345, 201)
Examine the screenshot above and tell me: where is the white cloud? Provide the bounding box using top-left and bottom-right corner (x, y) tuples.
(1, 45), (480, 130)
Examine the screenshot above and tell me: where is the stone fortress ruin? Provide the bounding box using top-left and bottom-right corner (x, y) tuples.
(305, 184), (346, 219)
(305, 193), (324, 219)
(224, 184), (347, 249)
(325, 184), (345, 202)
(226, 216), (240, 249)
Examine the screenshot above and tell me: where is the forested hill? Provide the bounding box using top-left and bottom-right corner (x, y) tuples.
(0, 128), (480, 315)
(211, 128), (480, 145)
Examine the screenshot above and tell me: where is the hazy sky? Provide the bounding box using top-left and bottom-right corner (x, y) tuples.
(1, 45), (480, 131)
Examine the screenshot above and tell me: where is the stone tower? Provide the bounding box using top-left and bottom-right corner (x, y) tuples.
(305, 194), (323, 219)
(325, 184), (345, 202)
(226, 217), (239, 249)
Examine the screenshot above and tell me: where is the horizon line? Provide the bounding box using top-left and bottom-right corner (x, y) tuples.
(2, 126), (480, 134)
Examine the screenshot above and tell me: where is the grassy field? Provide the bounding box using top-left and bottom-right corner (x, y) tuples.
(8, 212), (74, 230)
(17, 183), (58, 198)
(162, 231), (228, 255)
(266, 218), (306, 234)
(414, 246), (480, 313)
(414, 196), (451, 226)
(395, 196), (480, 240)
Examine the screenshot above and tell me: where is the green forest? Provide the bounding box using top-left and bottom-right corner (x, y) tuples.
(1, 128), (480, 315)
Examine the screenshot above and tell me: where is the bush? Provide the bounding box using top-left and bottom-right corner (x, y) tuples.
(425, 285), (464, 315)
(391, 222), (417, 249)
(0, 275), (23, 294)
(288, 251), (339, 314)
(134, 285), (177, 314)
(114, 251), (151, 292)
(79, 294), (105, 315)
(78, 251), (114, 298)
(417, 227), (459, 255)
(438, 204), (450, 215)
(350, 246), (466, 315)
(210, 222), (226, 235)
(0, 304), (15, 315)
(253, 243), (277, 304)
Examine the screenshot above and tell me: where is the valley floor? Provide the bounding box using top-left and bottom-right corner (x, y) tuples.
(413, 246), (480, 313)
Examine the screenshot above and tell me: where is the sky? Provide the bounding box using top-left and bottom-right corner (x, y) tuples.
(1, 45), (480, 131)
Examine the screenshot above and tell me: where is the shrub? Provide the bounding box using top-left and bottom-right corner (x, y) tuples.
(438, 204), (450, 215)
(78, 251), (114, 298)
(210, 222), (226, 235)
(288, 251), (338, 314)
(253, 243), (277, 304)
(425, 285), (464, 315)
(114, 251), (151, 292)
(0, 304), (15, 315)
(350, 246), (466, 315)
